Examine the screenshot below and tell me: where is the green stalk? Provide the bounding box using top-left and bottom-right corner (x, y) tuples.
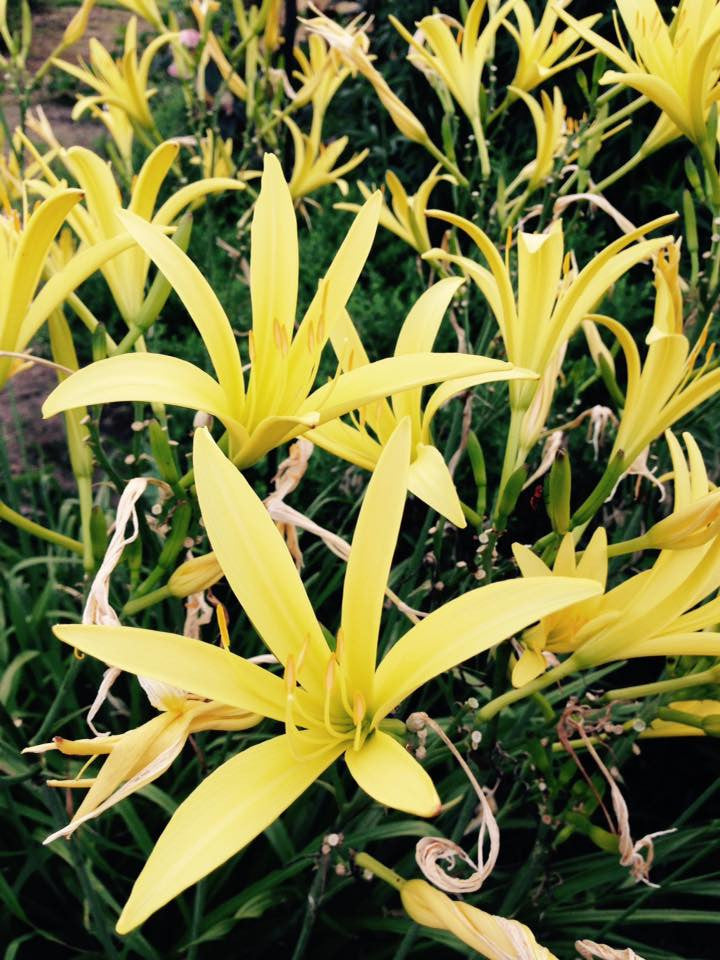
(604, 665), (720, 701)
(478, 653), (581, 722)
(0, 499), (84, 555)
(353, 853), (405, 891)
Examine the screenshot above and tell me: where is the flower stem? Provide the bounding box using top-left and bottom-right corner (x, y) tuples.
(0, 500), (84, 555)
(604, 665), (720, 701)
(478, 654), (581, 722)
(353, 852), (405, 891)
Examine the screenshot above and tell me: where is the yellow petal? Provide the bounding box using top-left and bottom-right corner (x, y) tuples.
(421, 368), (536, 442)
(249, 154), (299, 401)
(52, 624), (289, 721)
(4, 189), (83, 342)
(372, 576), (602, 721)
(152, 178), (245, 226)
(340, 419), (411, 699)
(407, 443), (465, 527)
(128, 141), (179, 219)
(511, 648), (547, 687)
(511, 541), (552, 578)
(193, 428), (330, 694)
(392, 276), (465, 434)
(345, 729), (440, 817)
(310, 416), (383, 472)
(116, 210), (245, 413)
(41, 353), (247, 449)
(303, 354), (523, 424)
(283, 191), (381, 410)
(17, 233), (137, 350)
(116, 732), (343, 933)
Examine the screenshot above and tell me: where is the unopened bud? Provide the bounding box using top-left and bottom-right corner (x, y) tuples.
(168, 552), (223, 597)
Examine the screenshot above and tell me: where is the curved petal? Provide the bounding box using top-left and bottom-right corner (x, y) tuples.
(3, 190), (83, 344)
(310, 418), (382, 472)
(116, 210), (245, 412)
(340, 419), (411, 699)
(345, 729), (440, 817)
(407, 443), (464, 527)
(42, 353), (244, 437)
(512, 648), (547, 687)
(53, 624), (289, 721)
(129, 141), (179, 219)
(421, 368), (536, 442)
(372, 576), (603, 722)
(304, 354), (523, 424)
(116, 733), (343, 933)
(283, 191), (381, 411)
(392, 277), (465, 434)
(249, 154), (298, 408)
(152, 178), (245, 226)
(193, 428), (330, 694)
(18, 234), (138, 348)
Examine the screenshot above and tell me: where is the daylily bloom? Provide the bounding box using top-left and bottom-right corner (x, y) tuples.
(591, 243), (720, 485)
(335, 164), (455, 255)
(52, 421), (601, 931)
(607, 431), (720, 558)
(25, 677), (260, 841)
(505, 86), (567, 197)
(291, 33), (350, 119)
(27, 139), (242, 327)
(190, 128), (236, 180)
(192, 0), (247, 102)
(504, 0), (600, 95)
(283, 114), (368, 200)
(301, 11), (448, 164)
(643, 700), (720, 738)
(426, 210), (675, 486)
(43, 154), (527, 468)
(555, 0), (720, 150)
(52, 17), (175, 136)
(401, 878), (559, 960)
(311, 277), (534, 526)
(0, 188), (137, 390)
(511, 428), (720, 683)
(390, 0), (518, 176)
(512, 527), (608, 686)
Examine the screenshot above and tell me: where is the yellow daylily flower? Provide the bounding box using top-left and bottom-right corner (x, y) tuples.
(311, 277), (535, 526)
(401, 878), (559, 960)
(26, 139), (242, 327)
(25, 677), (260, 841)
(592, 243), (720, 480)
(505, 85), (567, 196)
(0, 188), (137, 390)
(190, 128), (236, 179)
(512, 527), (608, 686)
(43, 154), (526, 468)
(335, 164), (455, 255)
(52, 17), (174, 136)
(643, 700), (720, 738)
(607, 431), (720, 558)
(504, 0), (600, 95)
(192, 0), (247, 102)
(284, 114), (368, 200)
(291, 32), (348, 114)
(426, 210), (675, 484)
(555, 0), (720, 149)
(301, 11), (446, 159)
(112, 0), (166, 31)
(390, 0), (518, 176)
(53, 421), (601, 932)
(512, 430), (720, 683)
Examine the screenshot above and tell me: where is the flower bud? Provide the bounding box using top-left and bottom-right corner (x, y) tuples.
(168, 552), (222, 597)
(400, 879), (558, 960)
